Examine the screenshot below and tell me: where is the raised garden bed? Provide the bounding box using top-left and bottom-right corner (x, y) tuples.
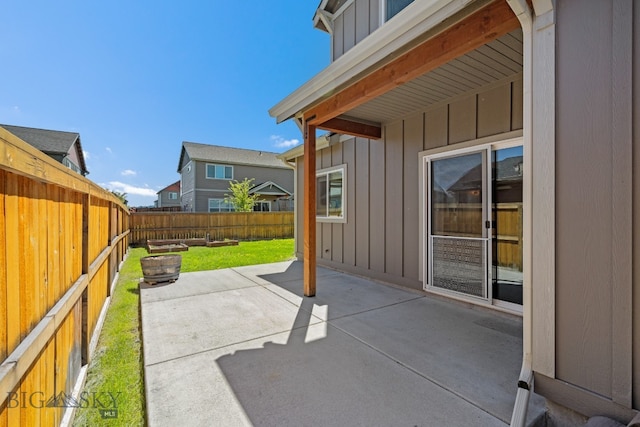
(206, 240), (239, 247)
(146, 238), (238, 252)
(147, 238), (207, 247)
(147, 243), (189, 254)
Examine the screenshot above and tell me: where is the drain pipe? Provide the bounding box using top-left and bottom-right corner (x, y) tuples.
(505, 0), (533, 426)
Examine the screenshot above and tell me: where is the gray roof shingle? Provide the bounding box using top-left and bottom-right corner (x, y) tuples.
(178, 142), (288, 172)
(1, 124), (88, 174)
(1, 124), (80, 154)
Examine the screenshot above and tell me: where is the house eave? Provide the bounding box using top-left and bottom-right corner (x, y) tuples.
(268, 0), (475, 124)
(277, 134), (331, 161)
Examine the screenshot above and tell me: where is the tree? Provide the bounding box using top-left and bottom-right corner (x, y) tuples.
(225, 178), (260, 212)
(111, 190), (128, 206)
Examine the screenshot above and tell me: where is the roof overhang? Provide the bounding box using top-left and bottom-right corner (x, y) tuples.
(277, 134), (331, 162)
(269, 0), (478, 124)
(270, 0), (522, 140)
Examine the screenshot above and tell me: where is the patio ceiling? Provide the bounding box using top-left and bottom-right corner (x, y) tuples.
(340, 29), (523, 126)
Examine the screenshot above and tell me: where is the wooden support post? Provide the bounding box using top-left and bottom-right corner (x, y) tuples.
(303, 122), (316, 296)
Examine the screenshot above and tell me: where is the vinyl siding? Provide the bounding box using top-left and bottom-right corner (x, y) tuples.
(332, 0), (381, 61)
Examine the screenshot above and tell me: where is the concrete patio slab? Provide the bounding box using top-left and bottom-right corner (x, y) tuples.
(146, 322), (506, 427)
(140, 268), (256, 303)
(140, 261), (545, 426)
(141, 283), (322, 365)
(331, 297), (537, 424)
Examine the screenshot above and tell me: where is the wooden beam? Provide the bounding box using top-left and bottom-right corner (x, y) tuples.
(317, 117), (382, 139)
(305, 0), (520, 125)
(303, 123), (316, 297)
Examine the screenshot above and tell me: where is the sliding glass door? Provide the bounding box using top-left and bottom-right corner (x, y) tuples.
(426, 141), (523, 308)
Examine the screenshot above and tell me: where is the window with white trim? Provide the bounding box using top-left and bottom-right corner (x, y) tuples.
(316, 165), (346, 222)
(206, 164), (233, 180)
(384, 0), (414, 21)
(168, 192), (178, 200)
(208, 198), (235, 213)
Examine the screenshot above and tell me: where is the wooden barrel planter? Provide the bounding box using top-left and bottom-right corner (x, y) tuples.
(140, 254), (182, 284)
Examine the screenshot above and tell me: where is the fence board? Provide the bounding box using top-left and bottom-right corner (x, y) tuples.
(0, 172), (6, 363)
(130, 212), (294, 245)
(5, 174), (20, 355)
(0, 128), (129, 426)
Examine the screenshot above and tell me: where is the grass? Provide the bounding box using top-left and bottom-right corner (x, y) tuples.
(72, 238), (294, 426)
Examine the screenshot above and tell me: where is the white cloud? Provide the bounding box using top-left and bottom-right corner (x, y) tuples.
(83, 150), (91, 160)
(103, 181), (156, 197)
(121, 169), (137, 176)
(271, 135), (300, 148)
(105, 147), (112, 154)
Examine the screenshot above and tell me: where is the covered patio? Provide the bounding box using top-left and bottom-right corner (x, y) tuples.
(140, 261), (544, 426)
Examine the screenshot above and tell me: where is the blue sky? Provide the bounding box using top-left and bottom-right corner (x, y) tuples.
(1, 1), (328, 206)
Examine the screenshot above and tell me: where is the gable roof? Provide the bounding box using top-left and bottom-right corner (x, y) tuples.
(0, 124), (88, 175)
(250, 181), (292, 196)
(157, 180), (180, 194)
(178, 142), (289, 172)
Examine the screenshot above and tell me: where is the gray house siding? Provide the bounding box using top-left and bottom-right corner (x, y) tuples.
(157, 191), (180, 208)
(188, 160), (293, 213)
(533, 0), (638, 418)
(332, 0), (380, 61)
(180, 157), (196, 211)
(294, 77), (522, 290)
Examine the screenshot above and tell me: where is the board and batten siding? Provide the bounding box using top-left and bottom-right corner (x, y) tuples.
(332, 0), (380, 61)
(533, 0), (638, 419)
(294, 77), (522, 289)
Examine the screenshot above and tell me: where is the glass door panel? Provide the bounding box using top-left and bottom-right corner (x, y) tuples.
(431, 153), (483, 237)
(429, 151), (488, 298)
(491, 146), (523, 305)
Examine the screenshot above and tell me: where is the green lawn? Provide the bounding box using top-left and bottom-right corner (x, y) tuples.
(72, 239), (294, 426)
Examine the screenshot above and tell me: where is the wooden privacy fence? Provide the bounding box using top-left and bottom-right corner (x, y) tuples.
(0, 128), (129, 426)
(130, 211), (294, 246)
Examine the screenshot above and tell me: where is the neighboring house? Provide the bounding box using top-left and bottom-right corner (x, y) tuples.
(177, 142), (293, 212)
(270, 0), (638, 424)
(155, 180), (181, 208)
(0, 124), (88, 176)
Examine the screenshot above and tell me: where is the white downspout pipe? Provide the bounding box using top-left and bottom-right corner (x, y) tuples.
(505, 1), (533, 426)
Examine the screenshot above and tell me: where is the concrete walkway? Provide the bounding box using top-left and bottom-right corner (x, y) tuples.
(140, 261), (545, 426)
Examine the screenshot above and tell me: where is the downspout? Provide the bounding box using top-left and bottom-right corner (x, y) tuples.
(505, 0), (533, 426)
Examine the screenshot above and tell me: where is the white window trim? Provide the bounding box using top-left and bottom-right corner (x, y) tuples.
(316, 164), (347, 223)
(208, 198), (235, 213)
(205, 163), (234, 180)
(168, 192), (178, 200)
